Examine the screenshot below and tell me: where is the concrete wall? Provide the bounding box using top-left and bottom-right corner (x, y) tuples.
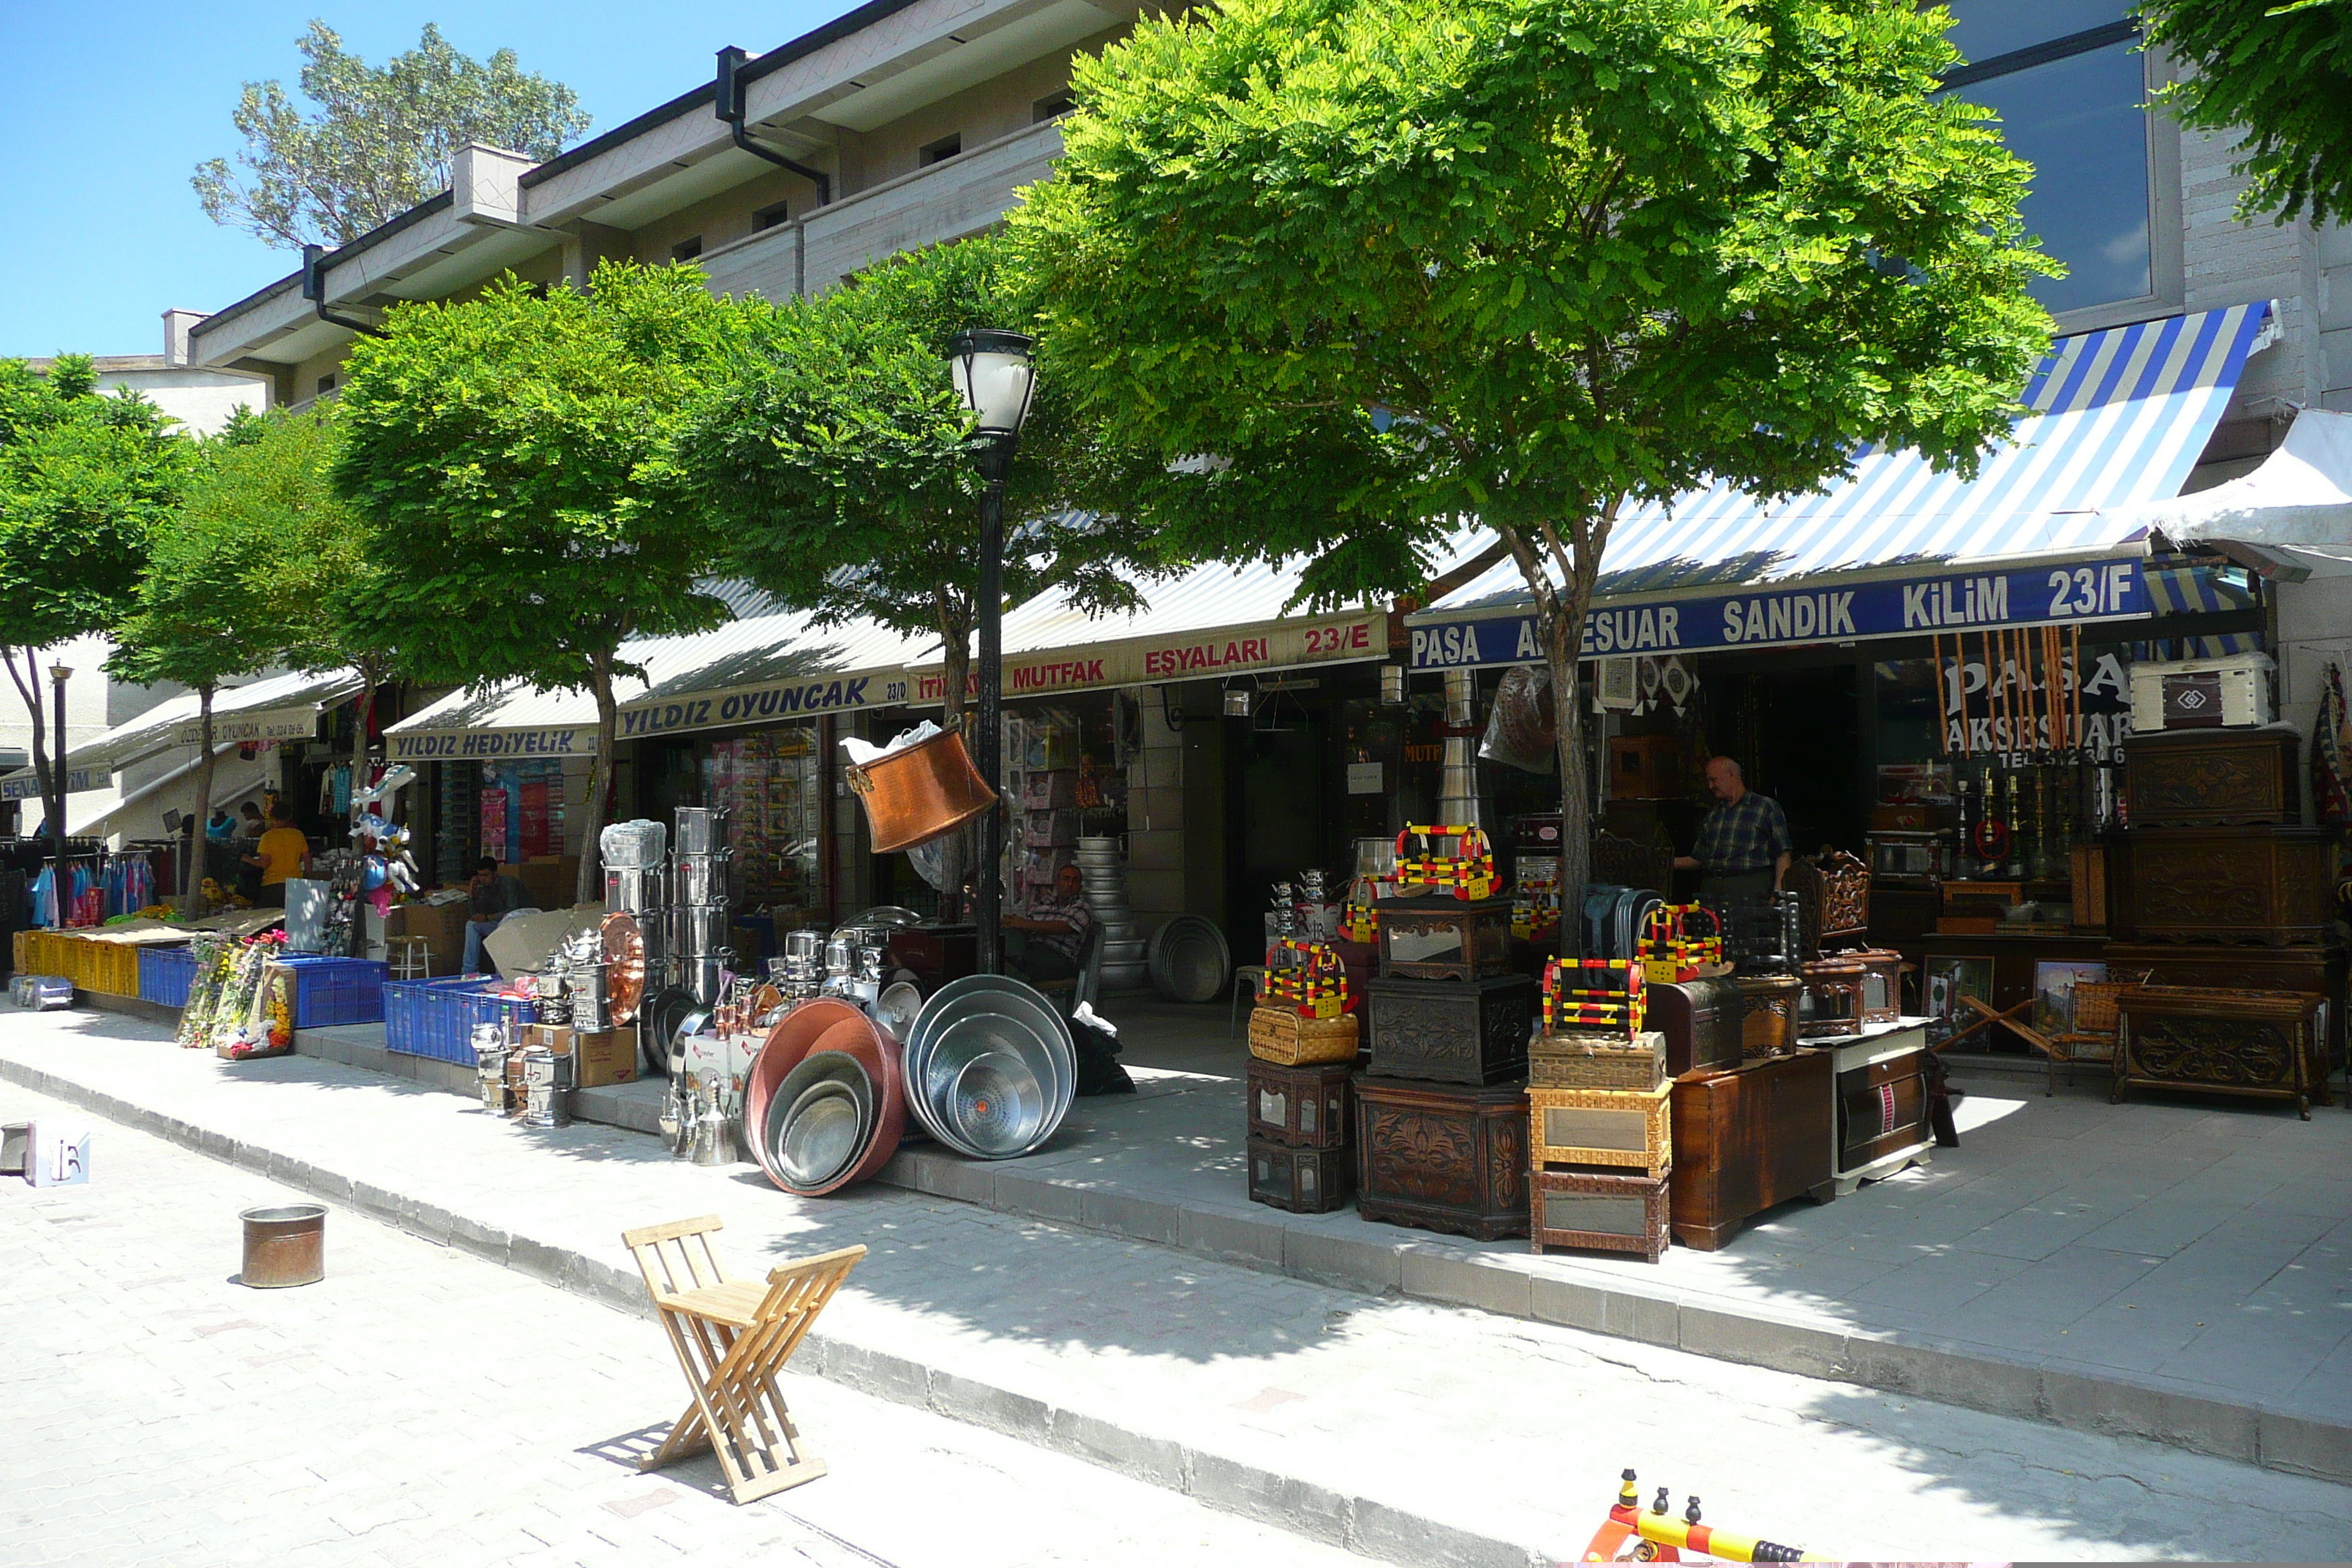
(91, 366), (269, 437)
(2272, 573), (2352, 821)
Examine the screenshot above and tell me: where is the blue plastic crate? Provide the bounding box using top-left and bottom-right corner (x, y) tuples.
(137, 944), (197, 1009)
(383, 976), (535, 1066)
(277, 956), (389, 1029)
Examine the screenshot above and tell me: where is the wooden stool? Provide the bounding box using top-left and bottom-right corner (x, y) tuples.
(621, 1215), (863, 1504)
(386, 935), (431, 981)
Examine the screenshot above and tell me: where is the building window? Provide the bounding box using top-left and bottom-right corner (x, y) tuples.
(315, 373), (337, 396)
(671, 236), (704, 263)
(919, 134), (962, 167)
(754, 200), (792, 231)
(1941, 3), (2153, 317)
(1033, 91), (1076, 123)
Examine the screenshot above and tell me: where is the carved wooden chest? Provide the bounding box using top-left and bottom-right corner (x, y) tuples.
(2123, 730), (2299, 826)
(2114, 985), (2328, 1118)
(1532, 1169), (1671, 1262)
(1667, 1049), (1834, 1251)
(1363, 973), (1537, 1085)
(1352, 1074), (1531, 1240)
(1648, 978), (1744, 1076)
(1734, 973), (1802, 1057)
(1796, 956), (1867, 1038)
(1375, 894), (1515, 981)
(1529, 1082), (1674, 1176)
(2103, 826), (2340, 946)
(1245, 1058), (1354, 1150)
(2106, 941), (2347, 1071)
(1246, 1137), (1353, 1213)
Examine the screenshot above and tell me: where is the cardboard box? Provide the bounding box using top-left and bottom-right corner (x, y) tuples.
(528, 1022), (638, 1087)
(386, 899), (471, 976)
(515, 856), (582, 910)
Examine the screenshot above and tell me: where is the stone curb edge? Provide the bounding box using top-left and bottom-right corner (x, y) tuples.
(0, 1051), (1549, 1568)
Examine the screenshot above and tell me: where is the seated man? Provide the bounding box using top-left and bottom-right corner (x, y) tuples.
(461, 857), (533, 975)
(1003, 862), (1095, 988)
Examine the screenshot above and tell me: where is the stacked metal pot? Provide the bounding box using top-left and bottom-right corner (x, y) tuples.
(671, 806), (732, 1006)
(1076, 835), (1147, 990)
(600, 819), (669, 998)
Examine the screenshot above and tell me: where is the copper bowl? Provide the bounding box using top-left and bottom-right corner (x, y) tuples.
(742, 999), (905, 1194)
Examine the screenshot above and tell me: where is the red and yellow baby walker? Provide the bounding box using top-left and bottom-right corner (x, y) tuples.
(1581, 1469), (1806, 1562)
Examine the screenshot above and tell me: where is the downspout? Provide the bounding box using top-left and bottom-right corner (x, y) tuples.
(301, 245), (383, 339)
(715, 46), (832, 207)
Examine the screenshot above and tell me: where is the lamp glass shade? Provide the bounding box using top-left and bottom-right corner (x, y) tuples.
(946, 328), (1037, 439)
(48, 666), (72, 683)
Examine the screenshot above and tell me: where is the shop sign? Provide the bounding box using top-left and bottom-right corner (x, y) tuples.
(1409, 557), (2145, 669)
(386, 727), (599, 761)
(171, 707), (323, 745)
(0, 766), (110, 800)
(912, 612), (1386, 702)
(615, 671), (902, 738)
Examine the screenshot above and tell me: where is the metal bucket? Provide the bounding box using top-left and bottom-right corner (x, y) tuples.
(676, 905), (733, 955)
(240, 1203), (325, 1289)
(674, 806), (731, 856)
(673, 854), (731, 905)
(603, 865), (666, 913)
(683, 954), (731, 1006)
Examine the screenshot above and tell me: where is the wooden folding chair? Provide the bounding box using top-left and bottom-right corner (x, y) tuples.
(621, 1215), (864, 1504)
(1942, 992), (2033, 1053)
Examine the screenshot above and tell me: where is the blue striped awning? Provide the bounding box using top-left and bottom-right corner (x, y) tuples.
(1431, 301), (2277, 612)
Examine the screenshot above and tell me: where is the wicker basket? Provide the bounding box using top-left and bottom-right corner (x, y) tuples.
(843, 728), (998, 853)
(1529, 1029), (1665, 1090)
(2073, 975), (2150, 1035)
(1529, 1082), (1673, 1175)
(1248, 1006), (1360, 1066)
(1734, 974), (1802, 1058)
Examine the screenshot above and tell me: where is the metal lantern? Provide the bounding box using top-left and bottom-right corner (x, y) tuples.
(946, 328), (1038, 443)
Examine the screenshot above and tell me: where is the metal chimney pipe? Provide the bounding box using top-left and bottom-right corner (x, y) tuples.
(1439, 668), (1481, 828)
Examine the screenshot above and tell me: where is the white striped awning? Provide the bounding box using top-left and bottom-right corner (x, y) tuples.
(1431, 301), (2277, 612)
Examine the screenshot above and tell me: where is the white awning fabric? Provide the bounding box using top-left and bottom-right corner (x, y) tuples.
(2108, 407), (2352, 564)
(0, 668), (360, 785)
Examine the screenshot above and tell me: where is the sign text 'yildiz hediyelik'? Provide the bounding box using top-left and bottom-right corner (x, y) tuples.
(1409, 557), (2144, 669)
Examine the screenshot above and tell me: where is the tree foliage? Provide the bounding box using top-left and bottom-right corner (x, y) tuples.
(1011, 0), (2053, 915)
(194, 20), (591, 250)
(331, 263), (750, 900)
(2141, 0), (2352, 227)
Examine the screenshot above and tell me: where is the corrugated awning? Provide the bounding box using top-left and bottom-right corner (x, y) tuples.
(0, 668), (361, 784)
(1406, 303), (2276, 666)
(385, 612), (920, 759)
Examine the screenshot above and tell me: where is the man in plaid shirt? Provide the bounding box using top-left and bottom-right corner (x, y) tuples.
(1006, 862), (1096, 986)
(1673, 756), (1792, 901)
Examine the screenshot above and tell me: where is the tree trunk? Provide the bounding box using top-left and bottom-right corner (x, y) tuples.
(578, 649), (619, 907)
(188, 684), (217, 917)
(1545, 611), (1591, 960)
(4, 648), (56, 842)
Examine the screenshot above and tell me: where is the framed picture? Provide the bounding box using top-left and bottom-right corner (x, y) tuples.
(2034, 960), (2108, 1037)
(1923, 956), (1992, 1042)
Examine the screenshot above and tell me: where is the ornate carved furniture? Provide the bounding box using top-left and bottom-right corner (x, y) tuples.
(1532, 1169), (1672, 1262)
(1667, 1049), (1835, 1250)
(2106, 942), (2346, 1083)
(1795, 957), (1866, 1039)
(1839, 948), (1904, 1026)
(1592, 826), (1675, 898)
(2114, 986), (2328, 1119)
(1528, 1029), (1666, 1090)
(1352, 1074), (1530, 1240)
(2103, 826), (2338, 946)
(1815, 849), (1871, 943)
(1733, 973), (1802, 1058)
(2122, 730), (2297, 826)
(1528, 1082), (1674, 1176)
(1245, 1058), (1352, 1150)
(1376, 894), (1514, 981)
(1362, 973), (1537, 1085)
(1829, 1025), (1934, 1191)
(1647, 977), (1745, 1076)
(1247, 1139), (1353, 1213)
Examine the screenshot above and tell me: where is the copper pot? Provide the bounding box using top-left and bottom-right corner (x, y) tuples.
(843, 729), (998, 854)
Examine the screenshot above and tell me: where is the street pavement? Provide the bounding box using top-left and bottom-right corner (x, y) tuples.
(6, 1007), (2352, 1563)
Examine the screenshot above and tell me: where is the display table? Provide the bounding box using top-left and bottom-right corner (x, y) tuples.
(1830, 1019), (1934, 1194)
(1667, 1049), (1834, 1251)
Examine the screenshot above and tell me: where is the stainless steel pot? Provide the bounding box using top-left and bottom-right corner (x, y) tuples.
(603, 865), (666, 913)
(682, 953), (732, 1006)
(674, 806), (730, 856)
(675, 905), (733, 955)
(673, 853), (731, 905)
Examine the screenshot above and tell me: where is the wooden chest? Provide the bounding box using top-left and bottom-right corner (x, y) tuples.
(1648, 978), (1744, 1076)
(1353, 1074), (1530, 1240)
(2115, 985), (2328, 1118)
(1245, 1059), (1354, 1150)
(1529, 1029), (1666, 1090)
(1734, 973), (1802, 1057)
(2124, 729), (2299, 827)
(1245, 1138), (1352, 1213)
(1797, 957), (1868, 1039)
(2104, 826), (2340, 946)
(1374, 894), (1514, 981)
(1529, 1082), (1673, 1175)
(1532, 1169), (1671, 1262)
(2105, 941), (2346, 1072)
(1667, 1049), (1834, 1251)
(1362, 973), (1536, 1085)
(1835, 1035), (1933, 1182)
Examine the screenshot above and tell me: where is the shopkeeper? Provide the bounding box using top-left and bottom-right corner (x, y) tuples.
(244, 801), (312, 908)
(462, 857), (533, 976)
(1673, 755), (1792, 901)
(1003, 862), (1096, 987)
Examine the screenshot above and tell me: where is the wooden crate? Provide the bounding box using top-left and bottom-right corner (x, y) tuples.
(1245, 1137), (1352, 1213)
(1245, 1058), (1353, 1150)
(1353, 1074), (1529, 1241)
(1362, 973), (1536, 1085)
(1529, 1082), (1673, 1175)
(1528, 1030), (1665, 1090)
(1248, 1006), (1360, 1066)
(1669, 1049), (1833, 1251)
(1531, 1169), (1670, 1262)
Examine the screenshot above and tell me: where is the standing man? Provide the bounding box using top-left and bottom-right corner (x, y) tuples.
(243, 801), (312, 908)
(1673, 756), (1792, 902)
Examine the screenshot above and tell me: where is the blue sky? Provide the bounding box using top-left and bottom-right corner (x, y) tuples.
(0, 3), (848, 358)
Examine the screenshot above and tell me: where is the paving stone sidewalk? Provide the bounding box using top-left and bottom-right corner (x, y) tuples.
(7, 1007), (2352, 1563)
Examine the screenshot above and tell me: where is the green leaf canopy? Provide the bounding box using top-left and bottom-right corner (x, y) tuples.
(2142, 0), (2352, 228)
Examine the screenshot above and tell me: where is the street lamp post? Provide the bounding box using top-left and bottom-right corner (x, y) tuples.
(48, 663), (71, 868)
(946, 328), (1038, 978)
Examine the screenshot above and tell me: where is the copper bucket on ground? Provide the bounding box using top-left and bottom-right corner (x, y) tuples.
(240, 1203), (325, 1288)
(843, 729), (998, 853)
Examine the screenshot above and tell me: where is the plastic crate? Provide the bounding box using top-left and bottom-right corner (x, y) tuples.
(277, 956), (390, 1028)
(66, 936), (140, 997)
(137, 944), (197, 1009)
(383, 976), (535, 1066)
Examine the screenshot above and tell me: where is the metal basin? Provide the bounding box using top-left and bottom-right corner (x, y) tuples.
(1147, 916), (1232, 1003)
(745, 999), (905, 1194)
(917, 976), (1073, 1137)
(948, 1051), (1046, 1157)
(768, 1050), (873, 1191)
(240, 1203), (325, 1289)
(902, 973), (1073, 1159)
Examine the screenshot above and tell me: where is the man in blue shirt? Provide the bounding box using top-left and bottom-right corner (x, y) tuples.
(1673, 756), (1792, 902)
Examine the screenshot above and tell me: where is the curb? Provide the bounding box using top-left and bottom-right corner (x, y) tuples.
(0, 1048), (1550, 1568)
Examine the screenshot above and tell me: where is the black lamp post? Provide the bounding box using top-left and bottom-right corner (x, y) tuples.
(48, 663), (70, 867)
(946, 328), (1038, 977)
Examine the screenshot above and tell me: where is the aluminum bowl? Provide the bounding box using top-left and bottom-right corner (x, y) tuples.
(768, 1050), (874, 1192)
(874, 980), (924, 1041)
(745, 999), (905, 1194)
(1147, 916), (1232, 1003)
(902, 973), (1073, 1158)
(916, 974), (1074, 1134)
(946, 1050), (1047, 1158)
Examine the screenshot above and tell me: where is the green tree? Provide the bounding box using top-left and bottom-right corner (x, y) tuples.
(1011, 0), (2053, 913)
(2141, 0), (2352, 227)
(333, 264), (750, 903)
(194, 20), (591, 250)
(0, 355), (191, 847)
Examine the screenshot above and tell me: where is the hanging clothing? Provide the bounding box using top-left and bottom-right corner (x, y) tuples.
(27, 866), (56, 929)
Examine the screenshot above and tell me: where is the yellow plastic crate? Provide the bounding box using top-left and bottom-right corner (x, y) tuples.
(80, 939), (141, 997)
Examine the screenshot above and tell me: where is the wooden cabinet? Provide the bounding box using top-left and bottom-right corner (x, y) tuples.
(2106, 941), (2346, 1076)
(1363, 974), (1537, 1085)
(1353, 1074), (1531, 1240)
(2105, 826), (2339, 946)
(2123, 729), (2298, 826)
(1667, 1049), (1834, 1251)
(2115, 987), (2329, 1119)
(1831, 1026), (1934, 1190)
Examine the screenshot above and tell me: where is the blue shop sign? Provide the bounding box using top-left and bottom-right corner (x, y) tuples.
(1409, 557), (2144, 670)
